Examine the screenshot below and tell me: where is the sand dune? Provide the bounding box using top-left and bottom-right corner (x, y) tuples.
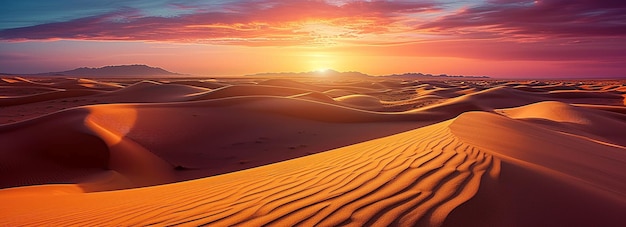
(1, 116), (496, 226)
(97, 80), (210, 102)
(322, 88), (361, 97)
(0, 96), (442, 191)
(452, 111), (626, 196)
(257, 78), (328, 91)
(287, 91), (338, 104)
(1, 76), (625, 226)
(497, 101), (626, 146)
(0, 89), (104, 106)
(190, 84), (315, 100)
(334, 94), (383, 109)
(75, 78), (124, 90)
(447, 111), (626, 226)
(164, 80), (229, 89)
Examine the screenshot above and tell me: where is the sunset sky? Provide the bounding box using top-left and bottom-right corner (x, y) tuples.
(1, 0), (625, 78)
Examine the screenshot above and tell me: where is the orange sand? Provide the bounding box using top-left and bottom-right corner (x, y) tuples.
(1, 76), (625, 226)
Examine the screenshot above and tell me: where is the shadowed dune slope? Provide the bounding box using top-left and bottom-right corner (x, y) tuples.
(2, 108), (624, 226)
(323, 88), (361, 97)
(0, 96), (446, 191)
(446, 111), (626, 227)
(257, 79), (327, 91)
(450, 111), (626, 197)
(1, 76), (625, 226)
(190, 85), (317, 101)
(0, 109), (626, 226)
(0, 89), (104, 106)
(0, 117), (496, 226)
(167, 80), (229, 89)
(334, 94), (383, 109)
(287, 91), (338, 104)
(497, 101), (626, 146)
(97, 80), (210, 102)
(411, 86), (544, 116)
(573, 103), (626, 115)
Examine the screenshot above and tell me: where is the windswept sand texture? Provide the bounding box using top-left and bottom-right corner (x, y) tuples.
(1, 76), (625, 226)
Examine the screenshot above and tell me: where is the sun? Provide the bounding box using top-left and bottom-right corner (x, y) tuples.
(306, 52), (336, 73)
(316, 68), (329, 73)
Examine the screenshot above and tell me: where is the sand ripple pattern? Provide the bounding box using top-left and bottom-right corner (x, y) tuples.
(2, 122), (495, 227)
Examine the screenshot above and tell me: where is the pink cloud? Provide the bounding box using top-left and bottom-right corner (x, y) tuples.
(0, 0), (437, 45)
(4, 0), (624, 47)
(420, 0), (626, 39)
(336, 37), (626, 63)
(2, 0), (625, 74)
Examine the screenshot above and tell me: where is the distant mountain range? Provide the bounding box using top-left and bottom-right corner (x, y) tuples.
(247, 69), (370, 78)
(386, 72), (490, 79)
(248, 70), (490, 79)
(37, 65), (183, 77)
(3, 65), (489, 79)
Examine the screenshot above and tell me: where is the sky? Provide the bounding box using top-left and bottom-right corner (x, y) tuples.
(1, 0), (625, 78)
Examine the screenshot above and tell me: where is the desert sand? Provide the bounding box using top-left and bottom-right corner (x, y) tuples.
(1, 76), (625, 226)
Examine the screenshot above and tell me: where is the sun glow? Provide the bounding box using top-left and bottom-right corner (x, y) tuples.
(316, 68), (329, 73)
(307, 52), (336, 72)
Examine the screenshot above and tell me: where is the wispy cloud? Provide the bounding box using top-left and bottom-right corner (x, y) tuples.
(2, 0), (625, 77)
(419, 0), (626, 40)
(3, 0), (624, 47)
(0, 0), (437, 46)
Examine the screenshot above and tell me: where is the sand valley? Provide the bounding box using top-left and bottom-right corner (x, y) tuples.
(1, 76), (625, 226)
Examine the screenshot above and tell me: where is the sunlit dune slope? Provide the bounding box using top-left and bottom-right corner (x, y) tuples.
(446, 111), (626, 227)
(497, 101), (626, 146)
(0, 96), (447, 191)
(0, 116), (496, 226)
(1, 76), (625, 226)
(2, 108), (624, 226)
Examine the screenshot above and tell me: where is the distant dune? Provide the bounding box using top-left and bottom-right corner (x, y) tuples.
(0, 75), (625, 226)
(386, 72), (490, 80)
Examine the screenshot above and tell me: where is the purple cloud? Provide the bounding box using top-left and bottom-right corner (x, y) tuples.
(420, 0), (626, 39)
(0, 0), (437, 45)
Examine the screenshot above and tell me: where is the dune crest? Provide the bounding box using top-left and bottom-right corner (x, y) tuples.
(0, 118), (495, 226)
(446, 111), (626, 226)
(1, 76), (625, 226)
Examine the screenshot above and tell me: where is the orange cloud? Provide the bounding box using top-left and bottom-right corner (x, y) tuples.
(0, 1), (438, 46)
